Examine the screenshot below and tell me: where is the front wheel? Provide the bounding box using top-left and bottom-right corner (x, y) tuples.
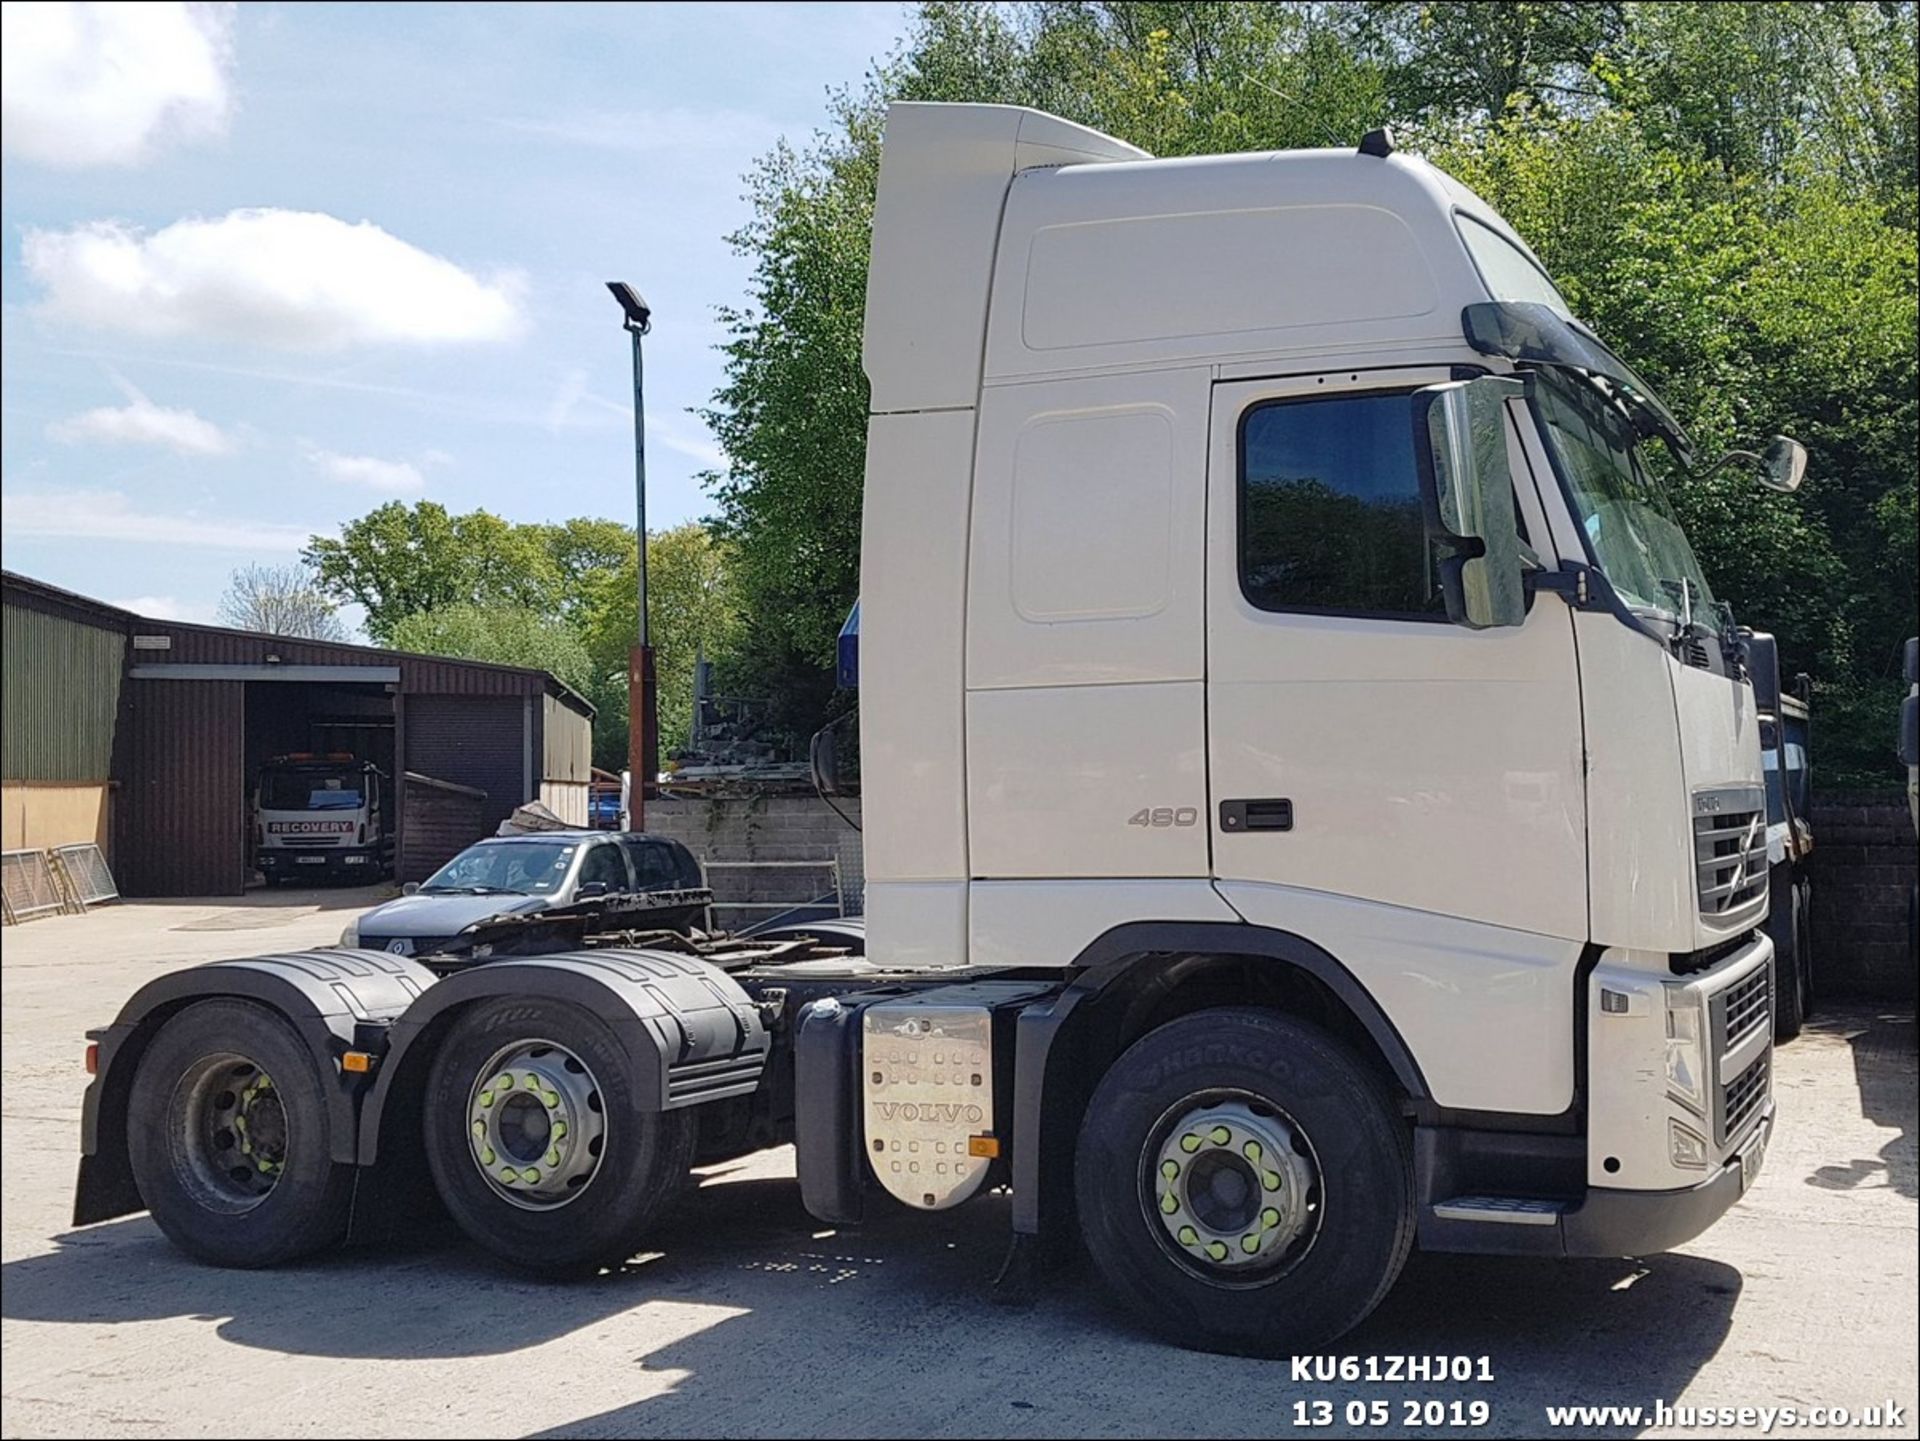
(424, 996), (696, 1276)
(126, 999), (353, 1266)
(1075, 1008), (1414, 1357)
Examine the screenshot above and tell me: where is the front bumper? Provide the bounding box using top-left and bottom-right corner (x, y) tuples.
(1562, 1099), (1773, 1256)
(260, 846), (383, 878)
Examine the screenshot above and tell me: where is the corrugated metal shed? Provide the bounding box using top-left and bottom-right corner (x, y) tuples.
(114, 678), (246, 896)
(3, 569), (597, 897)
(2, 597), (126, 782)
(136, 619), (595, 711)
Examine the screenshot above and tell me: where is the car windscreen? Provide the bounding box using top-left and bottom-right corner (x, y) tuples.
(421, 841), (578, 895)
(261, 770), (361, 810)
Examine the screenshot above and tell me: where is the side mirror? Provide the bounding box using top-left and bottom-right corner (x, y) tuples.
(1699, 435), (1807, 492)
(401, 881), (420, 896)
(576, 880), (611, 899)
(1759, 436), (1807, 493)
(1413, 375), (1528, 630)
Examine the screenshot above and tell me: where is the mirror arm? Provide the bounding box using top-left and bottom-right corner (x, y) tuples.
(1691, 449), (1764, 481)
(1524, 562), (1596, 608)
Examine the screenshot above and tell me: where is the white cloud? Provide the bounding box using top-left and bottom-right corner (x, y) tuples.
(498, 106), (779, 155)
(1, 2), (235, 168)
(23, 209), (527, 351)
(1, 488), (310, 551)
(303, 446), (425, 494)
(108, 594), (216, 624)
(48, 393), (234, 456)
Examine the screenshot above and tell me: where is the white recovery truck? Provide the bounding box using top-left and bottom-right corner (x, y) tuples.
(254, 753), (393, 884)
(75, 105), (1800, 1356)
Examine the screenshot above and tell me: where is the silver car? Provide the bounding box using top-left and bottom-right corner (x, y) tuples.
(340, 830), (702, 956)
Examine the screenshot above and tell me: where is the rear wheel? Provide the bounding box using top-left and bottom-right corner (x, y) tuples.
(127, 999), (353, 1266)
(1075, 1008), (1414, 1357)
(424, 996), (695, 1275)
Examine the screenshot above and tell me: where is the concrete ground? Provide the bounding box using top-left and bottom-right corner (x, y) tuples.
(2, 892), (1915, 1440)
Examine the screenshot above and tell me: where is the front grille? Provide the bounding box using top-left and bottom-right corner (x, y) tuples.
(1707, 952), (1772, 1146)
(1720, 963), (1770, 1049)
(359, 934), (456, 957)
(1718, 1050), (1769, 1146)
(1693, 786), (1768, 921)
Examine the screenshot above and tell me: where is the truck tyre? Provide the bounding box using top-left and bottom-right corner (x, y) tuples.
(424, 995), (697, 1276)
(1075, 1008), (1414, 1357)
(1770, 881), (1806, 1042)
(126, 999), (354, 1267)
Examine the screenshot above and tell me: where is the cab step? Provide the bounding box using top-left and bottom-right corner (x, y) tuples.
(1429, 1195), (1565, 1225)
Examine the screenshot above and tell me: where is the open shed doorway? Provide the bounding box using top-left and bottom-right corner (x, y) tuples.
(244, 680), (397, 890)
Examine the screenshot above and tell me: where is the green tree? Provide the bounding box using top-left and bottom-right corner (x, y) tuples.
(304, 502), (560, 643)
(386, 603), (594, 696)
(580, 523), (743, 769)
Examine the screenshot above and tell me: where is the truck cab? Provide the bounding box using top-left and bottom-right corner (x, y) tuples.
(254, 753), (391, 884)
(858, 101), (1777, 1263)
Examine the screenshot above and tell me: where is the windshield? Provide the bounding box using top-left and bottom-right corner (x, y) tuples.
(421, 840), (578, 895)
(1534, 370), (1715, 623)
(261, 770), (361, 811)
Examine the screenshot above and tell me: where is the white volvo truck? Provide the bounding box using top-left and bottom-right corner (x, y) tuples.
(75, 104), (1795, 1357)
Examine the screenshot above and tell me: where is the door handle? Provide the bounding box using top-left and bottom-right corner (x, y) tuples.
(1219, 799), (1292, 832)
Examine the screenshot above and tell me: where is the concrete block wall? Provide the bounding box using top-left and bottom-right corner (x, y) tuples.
(644, 795), (863, 929)
(1809, 792), (1917, 1001)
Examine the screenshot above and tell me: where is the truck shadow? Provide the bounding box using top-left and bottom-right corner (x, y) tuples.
(1804, 1005), (1917, 1200)
(4, 1159), (1741, 1437)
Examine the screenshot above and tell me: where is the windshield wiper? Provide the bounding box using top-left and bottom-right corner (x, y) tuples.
(425, 884), (520, 896)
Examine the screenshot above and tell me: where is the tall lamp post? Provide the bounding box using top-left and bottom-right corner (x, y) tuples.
(606, 281), (656, 830)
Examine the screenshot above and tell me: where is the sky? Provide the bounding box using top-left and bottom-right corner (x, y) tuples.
(0, 1), (909, 626)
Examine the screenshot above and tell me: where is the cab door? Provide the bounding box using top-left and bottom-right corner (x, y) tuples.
(1205, 366), (1588, 944)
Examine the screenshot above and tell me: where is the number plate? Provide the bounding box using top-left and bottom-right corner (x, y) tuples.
(296, 855), (326, 865)
(1739, 1118), (1769, 1192)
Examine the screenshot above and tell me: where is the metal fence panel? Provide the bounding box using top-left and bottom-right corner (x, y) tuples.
(52, 843), (119, 908)
(2, 850), (68, 923)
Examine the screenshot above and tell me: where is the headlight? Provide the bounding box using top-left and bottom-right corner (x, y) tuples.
(1664, 989), (1708, 1116)
(339, 920), (359, 948)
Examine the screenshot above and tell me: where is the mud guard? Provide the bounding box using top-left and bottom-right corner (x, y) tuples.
(75, 949), (438, 1226)
(355, 949), (769, 1167)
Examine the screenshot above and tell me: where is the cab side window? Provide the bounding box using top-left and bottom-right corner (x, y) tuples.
(1239, 392), (1445, 620)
